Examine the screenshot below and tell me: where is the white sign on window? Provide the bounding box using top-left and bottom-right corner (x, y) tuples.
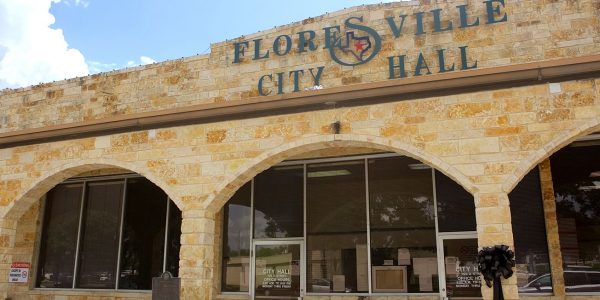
(9, 262), (30, 283)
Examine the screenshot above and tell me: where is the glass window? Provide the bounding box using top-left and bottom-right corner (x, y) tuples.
(254, 166), (303, 238)
(537, 274), (552, 287)
(551, 143), (600, 293)
(589, 272), (600, 284)
(254, 243), (301, 298)
(442, 238), (481, 297)
(221, 182), (252, 292)
(306, 160), (368, 293)
(509, 168), (552, 294)
(36, 176), (180, 291)
(36, 183), (83, 288)
(76, 181), (124, 289)
(118, 178), (168, 290)
(564, 271), (589, 292)
(368, 157), (438, 293)
(166, 200), (182, 278)
(435, 171), (476, 232)
(219, 153), (479, 295)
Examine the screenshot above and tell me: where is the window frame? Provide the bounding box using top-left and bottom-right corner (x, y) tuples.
(34, 173), (177, 292)
(551, 135), (600, 296)
(220, 152), (478, 296)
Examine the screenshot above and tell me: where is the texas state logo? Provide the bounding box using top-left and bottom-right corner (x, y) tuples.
(327, 16), (382, 67)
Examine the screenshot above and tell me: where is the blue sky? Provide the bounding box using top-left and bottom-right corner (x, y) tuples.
(0, 0), (403, 89)
(51, 0), (391, 66)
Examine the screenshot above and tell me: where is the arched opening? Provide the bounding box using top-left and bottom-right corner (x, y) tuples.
(503, 120), (600, 193)
(507, 129), (600, 296)
(545, 132), (600, 294)
(11, 164), (182, 292)
(3, 160), (182, 221)
(214, 143), (482, 299)
(208, 134), (477, 214)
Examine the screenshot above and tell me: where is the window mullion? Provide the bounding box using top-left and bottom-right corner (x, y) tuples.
(72, 180), (87, 289)
(302, 163), (307, 295)
(249, 178), (255, 295)
(114, 179), (128, 290)
(365, 158), (372, 294)
(162, 196), (171, 273)
(250, 178), (255, 241)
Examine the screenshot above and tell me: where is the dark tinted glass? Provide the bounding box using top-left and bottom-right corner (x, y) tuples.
(551, 143), (600, 293)
(443, 238), (481, 298)
(306, 160), (368, 293)
(509, 168), (552, 293)
(368, 157), (438, 293)
(222, 182), (251, 292)
(254, 166), (303, 238)
(36, 183), (83, 288)
(435, 171), (476, 232)
(118, 178), (167, 290)
(76, 181), (124, 289)
(166, 200), (181, 278)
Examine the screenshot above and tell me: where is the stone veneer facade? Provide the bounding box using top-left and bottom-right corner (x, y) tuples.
(0, 0), (599, 299)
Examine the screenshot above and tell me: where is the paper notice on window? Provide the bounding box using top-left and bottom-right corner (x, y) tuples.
(398, 248), (411, 265)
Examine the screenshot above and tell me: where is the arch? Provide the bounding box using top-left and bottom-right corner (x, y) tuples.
(2, 158), (181, 220)
(502, 118), (600, 193)
(206, 133), (477, 213)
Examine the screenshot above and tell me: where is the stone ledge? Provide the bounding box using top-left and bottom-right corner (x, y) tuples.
(1, 55), (599, 149)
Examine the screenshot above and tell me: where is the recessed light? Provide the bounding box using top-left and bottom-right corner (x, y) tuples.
(307, 170), (351, 178)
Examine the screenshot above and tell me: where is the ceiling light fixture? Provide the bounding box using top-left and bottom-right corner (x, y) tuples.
(307, 170), (351, 178)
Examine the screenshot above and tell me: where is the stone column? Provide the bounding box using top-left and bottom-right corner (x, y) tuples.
(0, 218), (18, 300)
(539, 160), (565, 297)
(475, 192), (518, 300)
(179, 210), (216, 300)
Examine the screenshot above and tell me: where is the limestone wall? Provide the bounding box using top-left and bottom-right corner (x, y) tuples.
(0, 76), (596, 299)
(0, 1), (599, 299)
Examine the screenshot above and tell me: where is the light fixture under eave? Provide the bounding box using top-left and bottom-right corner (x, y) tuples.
(590, 171), (600, 177)
(408, 163), (431, 170)
(272, 165), (303, 171)
(307, 170), (351, 178)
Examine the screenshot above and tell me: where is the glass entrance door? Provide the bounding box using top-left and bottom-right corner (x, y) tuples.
(438, 234), (482, 299)
(252, 241), (304, 300)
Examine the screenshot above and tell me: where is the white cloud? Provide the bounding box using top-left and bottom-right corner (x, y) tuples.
(87, 60), (117, 74)
(139, 56), (156, 65)
(0, 0), (89, 89)
(55, 0), (90, 8)
(86, 56), (157, 76)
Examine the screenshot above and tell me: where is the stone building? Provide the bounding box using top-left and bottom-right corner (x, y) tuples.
(0, 0), (599, 299)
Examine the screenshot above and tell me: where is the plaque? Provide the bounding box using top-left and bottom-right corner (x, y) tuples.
(152, 272), (181, 300)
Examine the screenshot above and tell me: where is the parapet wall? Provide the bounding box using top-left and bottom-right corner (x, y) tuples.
(0, 0), (598, 134)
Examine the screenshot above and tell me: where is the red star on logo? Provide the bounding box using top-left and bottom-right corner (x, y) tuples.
(354, 40), (364, 51)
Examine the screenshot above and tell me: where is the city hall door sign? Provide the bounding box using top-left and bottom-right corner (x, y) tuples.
(438, 234), (482, 299)
(253, 241), (304, 299)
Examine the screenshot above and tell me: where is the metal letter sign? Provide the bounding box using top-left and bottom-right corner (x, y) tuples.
(327, 16), (382, 67)
(233, 2), (509, 96)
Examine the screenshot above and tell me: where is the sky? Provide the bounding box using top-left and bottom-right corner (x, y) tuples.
(0, 0), (406, 89)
